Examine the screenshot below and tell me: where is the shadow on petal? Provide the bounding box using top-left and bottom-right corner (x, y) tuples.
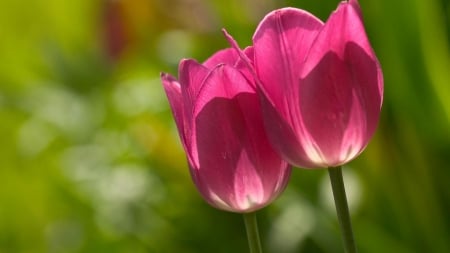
(299, 42), (381, 166)
(259, 90), (320, 169)
(192, 93), (290, 212)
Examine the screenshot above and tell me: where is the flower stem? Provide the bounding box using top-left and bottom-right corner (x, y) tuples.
(243, 212), (263, 253)
(328, 166), (357, 253)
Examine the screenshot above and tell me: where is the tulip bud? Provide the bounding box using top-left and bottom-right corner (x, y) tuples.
(250, 0), (383, 168)
(161, 48), (291, 212)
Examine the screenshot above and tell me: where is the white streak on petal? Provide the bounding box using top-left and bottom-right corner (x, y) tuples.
(209, 192), (233, 211)
(234, 150), (264, 210)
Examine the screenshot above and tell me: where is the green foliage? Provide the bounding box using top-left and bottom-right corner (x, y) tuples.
(0, 0), (449, 252)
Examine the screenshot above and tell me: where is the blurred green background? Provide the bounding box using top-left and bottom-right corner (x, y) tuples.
(0, 0), (449, 252)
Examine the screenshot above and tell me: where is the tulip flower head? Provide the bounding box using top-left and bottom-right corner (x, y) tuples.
(230, 0), (383, 168)
(161, 49), (291, 213)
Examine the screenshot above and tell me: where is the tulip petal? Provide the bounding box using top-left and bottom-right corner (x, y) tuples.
(173, 59), (212, 168)
(221, 30), (257, 89)
(253, 7), (323, 120)
(160, 72), (185, 144)
(190, 65), (255, 211)
(203, 48), (239, 68)
(191, 65), (290, 212)
(235, 46), (256, 85)
(258, 92), (327, 168)
(178, 59), (210, 109)
(299, 1), (383, 166)
(235, 74), (291, 209)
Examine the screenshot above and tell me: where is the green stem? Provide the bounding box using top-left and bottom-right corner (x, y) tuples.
(328, 166), (357, 253)
(243, 212), (263, 253)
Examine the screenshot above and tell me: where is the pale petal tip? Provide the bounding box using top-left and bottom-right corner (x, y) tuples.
(221, 28), (256, 81)
(221, 28), (240, 51)
(160, 72), (176, 84)
(178, 58), (193, 68)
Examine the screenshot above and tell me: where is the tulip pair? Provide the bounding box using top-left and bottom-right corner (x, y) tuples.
(161, 0), (383, 213)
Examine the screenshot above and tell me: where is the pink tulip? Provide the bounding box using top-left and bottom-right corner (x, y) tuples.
(231, 0), (383, 168)
(160, 48), (291, 212)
